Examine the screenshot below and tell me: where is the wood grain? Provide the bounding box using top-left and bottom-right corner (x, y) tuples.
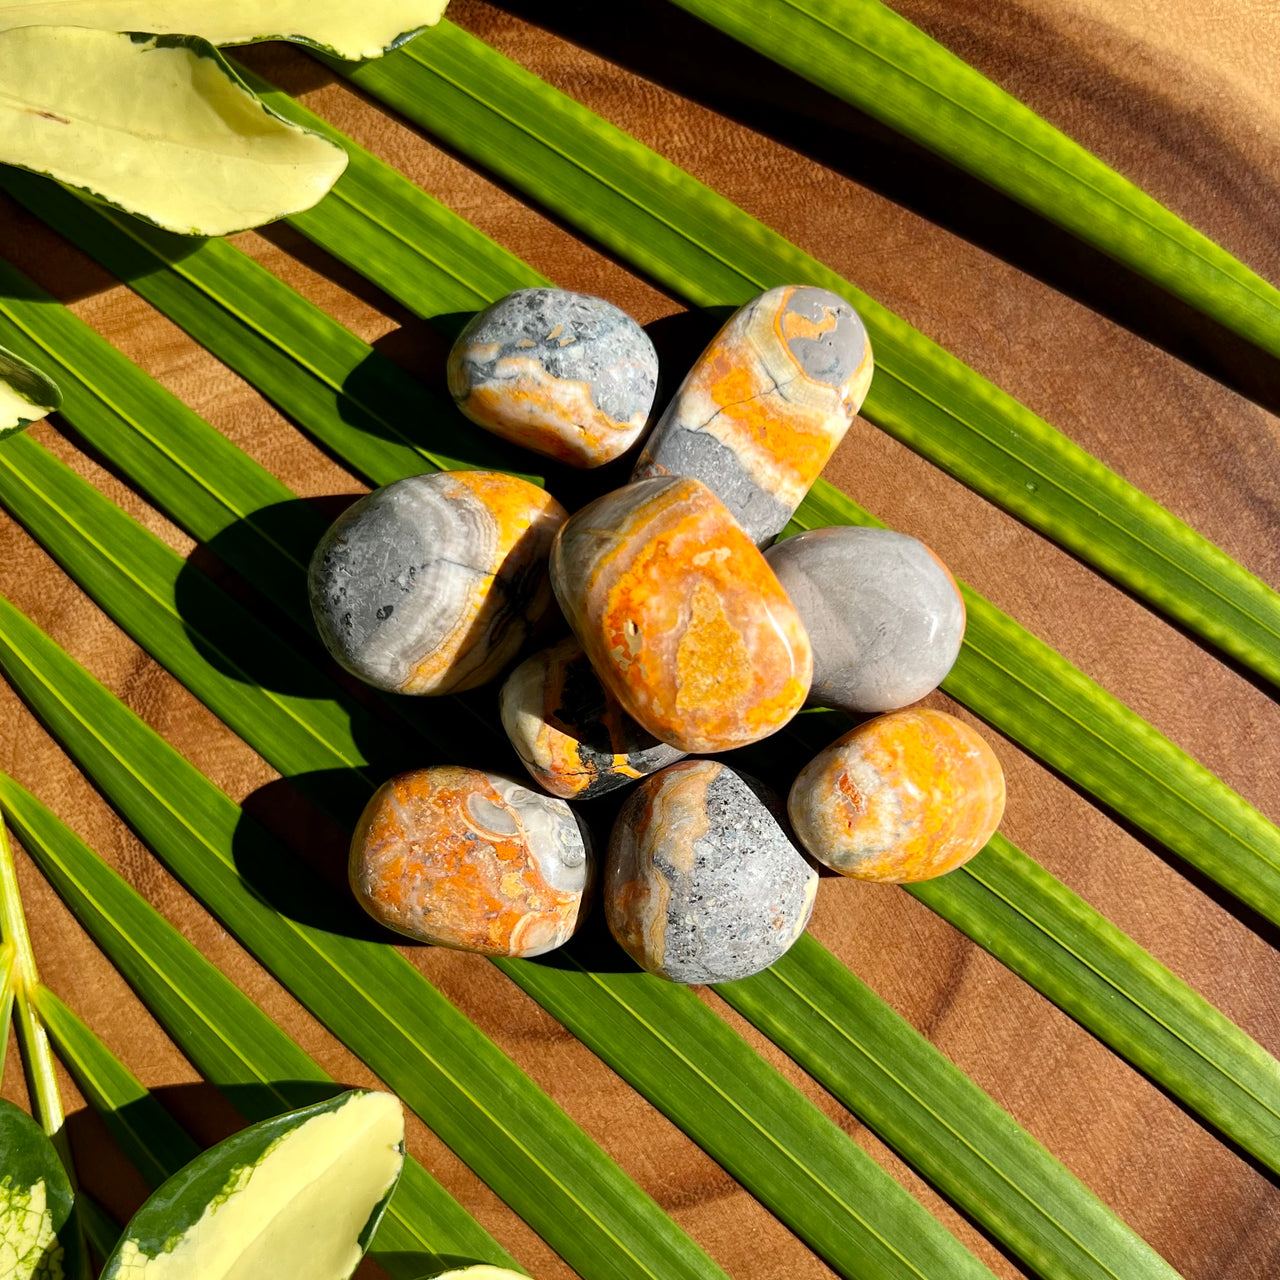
(3, 2), (1280, 1277)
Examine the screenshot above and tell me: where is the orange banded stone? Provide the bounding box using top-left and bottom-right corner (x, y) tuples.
(499, 636), (685, 799)
(633, 285), (873, 545)
(550, 476), (812, 753)
(349, 766), (593, 956)
(788, 708), (1005, 882)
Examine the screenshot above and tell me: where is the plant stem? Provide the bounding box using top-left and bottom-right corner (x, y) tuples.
(0, 814), (73, 1177)
(0, 939), (13, 1085)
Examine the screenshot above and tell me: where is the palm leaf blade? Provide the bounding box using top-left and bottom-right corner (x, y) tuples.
(668, 0), (1280, 362)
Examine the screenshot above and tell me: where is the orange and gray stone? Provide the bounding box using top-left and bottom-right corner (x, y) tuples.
(632, 285), (872, 545)
(606, 760), (818, 983)
(448, 288), (659, 467)
(788, 708), (1005, 883)
(308, 470), (566, 695)
(765, 526), (965, 712)
(350, 766), (593, 956)
(550, 475), (813, 753)
(500, 636), (686, 799)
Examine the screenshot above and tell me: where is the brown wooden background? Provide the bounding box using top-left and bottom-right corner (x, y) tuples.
(3, 2), (1280, 1277)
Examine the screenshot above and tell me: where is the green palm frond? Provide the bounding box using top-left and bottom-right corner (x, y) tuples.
(0, 10), (1276, 1280)
(668, 0), (1280, 362)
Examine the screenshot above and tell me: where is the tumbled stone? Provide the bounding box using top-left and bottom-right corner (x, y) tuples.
(765, 526), (965, 713)
(447, 288), (659, 468)
(500, 636), (686, 799)
(550, 476), (812, 753)
(606, 760), (818, 983)
(350, 766), (593, 956)
(632, 285), (872, 545)
(308, 470), (566, 695)
(789, 708), (1005, 883)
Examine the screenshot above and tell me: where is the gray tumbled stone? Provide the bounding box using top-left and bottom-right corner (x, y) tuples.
(447, 287), (659, 467)
(765, 526), (965, 712)
(605, 760), (817, 983)
(307, 470), (565, 695)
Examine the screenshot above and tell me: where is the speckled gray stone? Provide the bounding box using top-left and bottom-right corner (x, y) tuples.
(765, 526), (965, 712)
(447, 288), (659, 467)
(308, 470), (566, 695)
(605, 760), (818, 983)
(632, 285), (873, 545)
(500, 637), (686, 800)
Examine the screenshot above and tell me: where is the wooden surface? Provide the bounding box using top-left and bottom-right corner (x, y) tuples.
(3, 2), (1280, 1277)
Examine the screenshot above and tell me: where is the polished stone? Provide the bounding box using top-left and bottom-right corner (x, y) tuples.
(788, 708), (1005, 882)
(633, 285), (872, 545)
(500, 636), (686, 799)
(606, 760), (818, 983)
(448, 287), (659, 467)
(550, 475), (812, 753)
(765, 526), (965, 712)
(308, 470), (566, 695)
(350, 766), (593, 956)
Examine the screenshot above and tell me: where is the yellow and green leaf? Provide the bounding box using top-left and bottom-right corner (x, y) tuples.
(0, 0), (447, 59)
(98, 1090), (404, 1280)
(0, 345), (58, 440)
(0, 29), (345, 236)
(0, 1097), (81, 1280)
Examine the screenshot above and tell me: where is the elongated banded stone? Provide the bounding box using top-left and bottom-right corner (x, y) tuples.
(633, 285), (872, 545)
(550, 476), (813, 753)
(447, 288), (659, 467)
(765, 526), (965, 712)
(500, 636), (686, 799)
(789, 708), (1005, 882)
(350, 766), (593, 956)
(308, 471), (566, 695)
(606, 760), (818, 983)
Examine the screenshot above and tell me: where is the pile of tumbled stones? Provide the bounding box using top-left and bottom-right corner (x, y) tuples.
(308, 285), (1006, 984)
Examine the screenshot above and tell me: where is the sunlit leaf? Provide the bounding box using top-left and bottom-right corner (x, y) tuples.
(99, 1090), (403, 1280)
(0, 1097), (82, 1280)
(0, 0), (446, 59)
(0, 345), (58, 440)
(0, 29), (345, 235)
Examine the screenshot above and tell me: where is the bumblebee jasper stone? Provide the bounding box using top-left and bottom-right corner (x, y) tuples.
(789, 708), (1005, 883)
(350, 766), (593, 956)
(550, 476), (813, 753)
(308, 471), (566, 695)
(606, 760), (818, 983)
(765, 526), (965, 713)
(500, 636), (686, 799)
(633, 285), (872, 545)
(447, 288), (659, 467)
